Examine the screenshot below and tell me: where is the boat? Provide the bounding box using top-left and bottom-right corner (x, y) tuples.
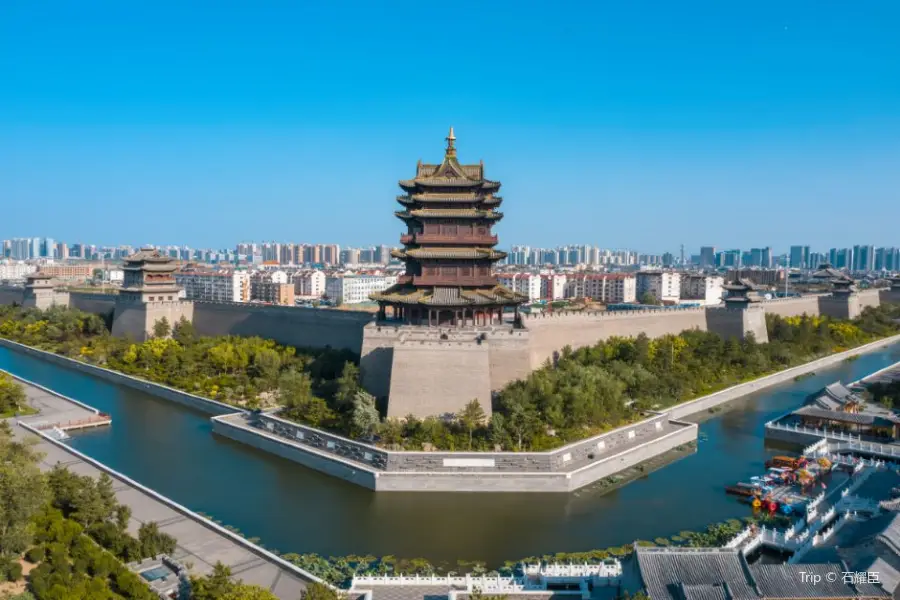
(725, 483), (761, 497)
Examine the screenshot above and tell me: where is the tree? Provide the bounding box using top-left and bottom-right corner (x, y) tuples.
(639, 292), (660, 306)
(303, 582), (342, 600)
(334, 363), (361, 411)
(458, 399), (486, 449)
(351, 392), (380, 437)
(172, 316), (196, 344)
(0, 422), (48, 563)
(0, 373), (27, 414)
(278, 369), (315, 409)
(151, 317), (171, 338)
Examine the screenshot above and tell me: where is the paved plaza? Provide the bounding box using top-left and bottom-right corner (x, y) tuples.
(5, 371), (312, 599)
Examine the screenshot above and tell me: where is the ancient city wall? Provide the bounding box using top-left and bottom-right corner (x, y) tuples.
(758, 295), (823, 318)
(111, 300), (195, 341)
(69, 291), (117, 315)
(0, 286), (25, 305)
(858, 288), (883, 310)
(523, 308), (709, 368)
(388, 340), (492, 418)
(192, 302), (372, 354)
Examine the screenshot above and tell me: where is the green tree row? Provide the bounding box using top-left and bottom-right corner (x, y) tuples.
(0, 418), (331, 600)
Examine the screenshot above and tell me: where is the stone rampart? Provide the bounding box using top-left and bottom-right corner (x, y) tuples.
(112, 299), (194, 341)
(0, 338), (241, 416)
(359, 323), (532, 408)
(193, 302), (372, 354)
(0, 286), (25, 306)
(858, 288), (883, 310)
(758, 295), (824, 318)
(69, 291), (117, 315)
(523, 307), (709, 367)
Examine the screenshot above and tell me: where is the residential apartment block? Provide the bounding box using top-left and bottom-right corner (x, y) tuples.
(635, 271), (681, 303)
(565, 273), (636, 304)
(679, 274), (724, 305)
(293, 270), (326, 299)
(496, 273), (542, 302)
(175, 269), (250, 303)
(325, 274), (397, 305)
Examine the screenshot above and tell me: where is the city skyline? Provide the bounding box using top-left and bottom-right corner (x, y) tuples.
(3, 3), (900, 250)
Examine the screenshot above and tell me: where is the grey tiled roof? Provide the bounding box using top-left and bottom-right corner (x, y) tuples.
(876, 513), (900, 555)
(793, 405), (900, 426)
(860, 557), (900, 594)
(635, 547), (757, 600)
(749, 563), (888, 598)
(680, 583), (728, 600)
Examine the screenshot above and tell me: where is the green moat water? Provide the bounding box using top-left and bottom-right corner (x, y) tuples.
(2, 343), (899, 567)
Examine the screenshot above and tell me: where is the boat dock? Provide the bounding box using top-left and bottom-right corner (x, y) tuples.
(33, 413), (112, 432)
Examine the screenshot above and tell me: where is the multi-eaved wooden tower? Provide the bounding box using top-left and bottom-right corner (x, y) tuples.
(362, 130), (531, 419)
(371, 128), (526, 326)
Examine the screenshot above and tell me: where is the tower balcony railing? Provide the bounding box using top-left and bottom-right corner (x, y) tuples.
(399, 234), (498, 245)
(411, 275), (499, 287)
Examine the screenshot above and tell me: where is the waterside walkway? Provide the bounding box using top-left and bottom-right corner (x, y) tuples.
(3, 370), (320, 600)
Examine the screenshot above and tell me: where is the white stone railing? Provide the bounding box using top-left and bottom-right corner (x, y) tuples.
(725, 526), (755, 549)
(524, 561), (622, 578)
(803, 438), (829, 458)
(351, 562), (623, 592)
(806, 490), (826, 517)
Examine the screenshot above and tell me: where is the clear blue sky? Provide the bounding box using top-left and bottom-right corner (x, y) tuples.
(2, 1), (899, 254)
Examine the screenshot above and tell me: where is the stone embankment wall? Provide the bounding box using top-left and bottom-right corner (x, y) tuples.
(211, 409), (697, 492)
(0, 338), (240, 416)
(668, 332), (900, 420)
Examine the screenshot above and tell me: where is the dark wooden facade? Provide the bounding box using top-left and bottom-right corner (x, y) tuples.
(371, 129), (526, 326)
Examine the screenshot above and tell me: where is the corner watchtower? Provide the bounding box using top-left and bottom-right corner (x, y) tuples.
(111, 248), (194, 340)
(812, 264), (861, 319)
(706, 277), (769, 342)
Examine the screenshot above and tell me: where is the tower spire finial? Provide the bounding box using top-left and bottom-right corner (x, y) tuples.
(445, 126), (456, 157)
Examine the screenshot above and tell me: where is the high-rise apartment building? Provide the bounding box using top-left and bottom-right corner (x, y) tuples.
(852, 245), (874, 272)
(699, 246), (716, 268)
(789, 245), (810, 269)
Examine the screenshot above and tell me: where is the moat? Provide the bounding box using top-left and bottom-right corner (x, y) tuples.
(3, 342), (900, 567)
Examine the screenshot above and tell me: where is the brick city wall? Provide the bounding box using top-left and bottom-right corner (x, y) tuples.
(524, 307), (709, 368)
(69, 292), (117, 316)
(0, 286), (25, 305)
(758, 295), (824, 318)
(192, 301), (372, 354)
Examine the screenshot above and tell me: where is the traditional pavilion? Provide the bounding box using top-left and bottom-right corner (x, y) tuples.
(119, 248), (181, 304)
(812, 263), (857, 295)
(722, 277), (765, 306)
(371, 128), (527, 327)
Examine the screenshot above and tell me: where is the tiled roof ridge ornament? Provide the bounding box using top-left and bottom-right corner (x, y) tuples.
(445, 126), (456, 158)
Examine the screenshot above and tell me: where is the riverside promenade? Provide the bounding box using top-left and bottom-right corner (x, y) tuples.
(4, 370), (319, 599)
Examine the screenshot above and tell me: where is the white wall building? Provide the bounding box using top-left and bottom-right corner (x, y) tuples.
(680, 274), (725, 305)
(540, 273), (568, 300)
(325, 274), (397, 305)
(636, 271), (681, 303)
(293, 270), (326, 299)
(565, 274), (636, 303)
(0, 261), (37, 282)
(497, 273), (542, 302)
(175, 270), (250, 303)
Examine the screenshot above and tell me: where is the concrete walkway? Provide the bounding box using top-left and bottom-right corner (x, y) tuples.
(4, 371), (312, 600)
